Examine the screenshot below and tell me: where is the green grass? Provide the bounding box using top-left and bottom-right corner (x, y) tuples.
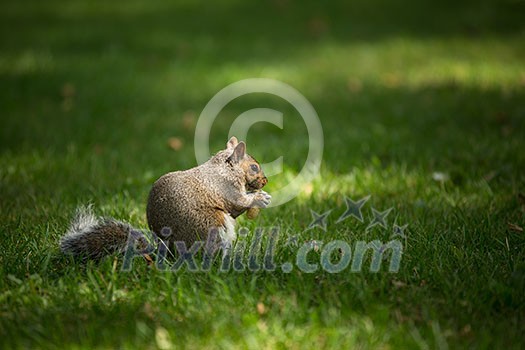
(1, 0), (525, 348)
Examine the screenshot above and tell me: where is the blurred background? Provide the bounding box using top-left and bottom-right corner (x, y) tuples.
(1, 0), (524, 174)
(2, 0), (525, 230)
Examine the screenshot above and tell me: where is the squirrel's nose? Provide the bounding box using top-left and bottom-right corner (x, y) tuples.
(262, 177), (268, 186)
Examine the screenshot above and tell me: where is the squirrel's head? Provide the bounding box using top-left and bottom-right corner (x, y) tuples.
(225, 136), (268, 191)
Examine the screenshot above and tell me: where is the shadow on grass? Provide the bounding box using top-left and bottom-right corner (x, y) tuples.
(1, 0), (524, 53)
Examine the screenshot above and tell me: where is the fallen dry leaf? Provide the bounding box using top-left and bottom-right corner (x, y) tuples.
(167, 137), (184, 151)
(257, 302), (266, 315)
(508, 223), (523, 233)
(61, 82), (76, 98)
(308, 17), (329, 37)
(392, 279), (407, 289)
(182, 110), (196, 130)
(347, 77), (363, 93)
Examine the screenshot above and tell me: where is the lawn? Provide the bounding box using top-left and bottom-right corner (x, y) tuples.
(1, 0), (524, 348)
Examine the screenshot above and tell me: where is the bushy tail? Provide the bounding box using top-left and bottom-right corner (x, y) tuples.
(60, 206), (147, 260)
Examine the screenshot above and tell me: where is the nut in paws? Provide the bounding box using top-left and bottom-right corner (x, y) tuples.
(253, 191), (271, 208)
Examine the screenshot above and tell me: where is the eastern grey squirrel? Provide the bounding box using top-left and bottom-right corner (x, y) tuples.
(60, 137), (271, 260)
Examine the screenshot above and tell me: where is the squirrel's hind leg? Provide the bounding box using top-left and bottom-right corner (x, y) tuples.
(217, 213), (236, 247)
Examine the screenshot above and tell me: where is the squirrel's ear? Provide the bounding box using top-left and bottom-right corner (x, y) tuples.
(226, 136), (238, 150)
(229, 141), (246, 164)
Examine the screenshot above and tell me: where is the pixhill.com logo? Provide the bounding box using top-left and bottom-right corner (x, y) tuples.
(280, 194), (406, 274)
(122, 195), (406, 274)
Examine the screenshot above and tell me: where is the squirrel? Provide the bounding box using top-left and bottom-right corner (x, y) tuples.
(60, 136), (271, 260)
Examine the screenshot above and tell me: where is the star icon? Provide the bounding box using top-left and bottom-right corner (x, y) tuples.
(392, 224), (408, 239)
(337, 195), (371, 223)
(366, 207), (393, 231)
(307, 209), (331, 231)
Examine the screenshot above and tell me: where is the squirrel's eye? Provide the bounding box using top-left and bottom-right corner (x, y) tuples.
(250, 164), (259, 172)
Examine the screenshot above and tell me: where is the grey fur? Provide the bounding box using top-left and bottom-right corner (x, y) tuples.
(59, 137), (270, 260)
(60, 206), (139, 260)
(147, 142), (270, 248)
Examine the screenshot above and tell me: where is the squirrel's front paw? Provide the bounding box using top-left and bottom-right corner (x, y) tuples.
(252, 190), (271, 208)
